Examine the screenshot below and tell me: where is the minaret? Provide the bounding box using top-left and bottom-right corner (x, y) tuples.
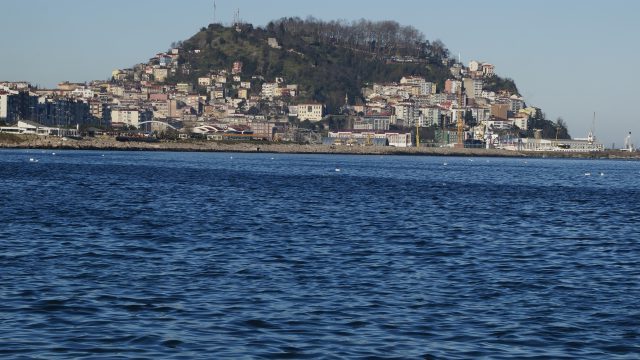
(587, 112), (595, 143)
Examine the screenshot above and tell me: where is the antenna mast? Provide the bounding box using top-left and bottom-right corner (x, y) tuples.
(213, 0), (217, 24)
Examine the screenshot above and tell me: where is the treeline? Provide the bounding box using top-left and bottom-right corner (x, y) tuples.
(266, 17), (450, 61)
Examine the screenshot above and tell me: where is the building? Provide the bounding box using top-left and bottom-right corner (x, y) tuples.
(510, 114), (529, 130)
(512, 138), (604, 152)
(296, 104), (324, 121)
(198, 77), (212, 87)
(176, 83), (193, 93)
(6, 91), (39, 123)
(393, 102), (417, 126)
(509, 95), (525, 113)
(491, 103), (510, 120)
(354, 115), (391, 131)
(418, 106), (444, 127)
(444, 79), (463, 94)
(153, 68), (169, 83)
(463, 78), (483, 99)
(0, 91), (9, 119)
(326, 131), (412, 147)
(0, 120), (80, 137)
(482, 63), (495, 77)
(232, 61), (243, 74)
(111, 108), (141, 128)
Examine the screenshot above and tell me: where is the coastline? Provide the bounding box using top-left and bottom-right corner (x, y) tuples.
(1, 134), (638, 159)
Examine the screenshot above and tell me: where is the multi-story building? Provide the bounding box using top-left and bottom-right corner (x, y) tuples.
(34, 97), (93, 128)
(0, 91), (9, 119)
(418, 106), (444, 127)
(463, 78), (483, 99)
(261, 83), (277, 99)
(509, 95), (525, 113)
(111, 108), (141, 128)
(444, 79), (463, 94)
(393, 101), (417, 126)
(482, 63), (495, 77)
(6, 91), (39, 123)
(296, 103), (324, 121)
(176, 83), (193, 93)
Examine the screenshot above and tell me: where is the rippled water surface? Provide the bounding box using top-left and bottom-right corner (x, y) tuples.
(1, 149), (639, 359)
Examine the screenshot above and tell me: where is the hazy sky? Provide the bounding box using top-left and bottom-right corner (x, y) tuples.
(3, 0), (638, 146)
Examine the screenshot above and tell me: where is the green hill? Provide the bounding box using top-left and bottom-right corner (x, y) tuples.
(164, 18), (567, 139)
(169, 19), (507, 112)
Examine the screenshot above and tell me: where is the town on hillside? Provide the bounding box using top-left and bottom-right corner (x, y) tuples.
(0, 24), (608, 152)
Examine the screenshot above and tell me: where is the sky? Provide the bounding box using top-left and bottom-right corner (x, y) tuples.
(2, 0), (639, 147)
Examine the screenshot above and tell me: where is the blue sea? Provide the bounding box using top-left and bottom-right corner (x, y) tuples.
(1, 149), (639, 359)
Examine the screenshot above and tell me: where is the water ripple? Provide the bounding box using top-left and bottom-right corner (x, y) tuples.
(1, 150), (639, 358)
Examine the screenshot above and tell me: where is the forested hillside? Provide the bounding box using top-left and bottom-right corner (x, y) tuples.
(172, 18), (514, 112)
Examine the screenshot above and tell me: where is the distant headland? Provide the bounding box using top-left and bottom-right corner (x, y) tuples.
(1, 18), (631, 153)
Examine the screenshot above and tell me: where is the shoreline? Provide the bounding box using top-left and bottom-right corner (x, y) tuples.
(1, 134), (638, 159)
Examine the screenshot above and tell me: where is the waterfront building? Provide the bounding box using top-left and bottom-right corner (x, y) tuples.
(326, 131), (412, 147)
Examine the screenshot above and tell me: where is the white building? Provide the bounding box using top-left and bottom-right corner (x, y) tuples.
(198, 77), (212, 87)
(327, 131), (412, 147)
(261, 83), (278, 99)
(0, 91), (8, 119)
(393, 102), (417, 126)
(111, 108), (140, 128)
(296, 104), (324, 121)
(70, 87), (94, 99)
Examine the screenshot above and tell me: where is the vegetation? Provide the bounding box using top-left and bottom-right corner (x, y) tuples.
(522, 111), (571, 139)
(164, 18), (556, 138)
(170, 19), (517, 113)
(483, 76), (519, 96)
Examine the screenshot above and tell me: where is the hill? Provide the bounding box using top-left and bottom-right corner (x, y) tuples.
(170, 18), (518, 112)
(161, 18), (567, 139)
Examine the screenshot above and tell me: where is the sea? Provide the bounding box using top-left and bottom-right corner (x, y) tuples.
(1, 149), (639, 359)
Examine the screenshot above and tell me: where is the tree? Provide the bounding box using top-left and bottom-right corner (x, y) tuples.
(555, 117), (570, 139)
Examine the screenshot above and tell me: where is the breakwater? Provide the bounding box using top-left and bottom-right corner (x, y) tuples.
(1, 134), (638, 159)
